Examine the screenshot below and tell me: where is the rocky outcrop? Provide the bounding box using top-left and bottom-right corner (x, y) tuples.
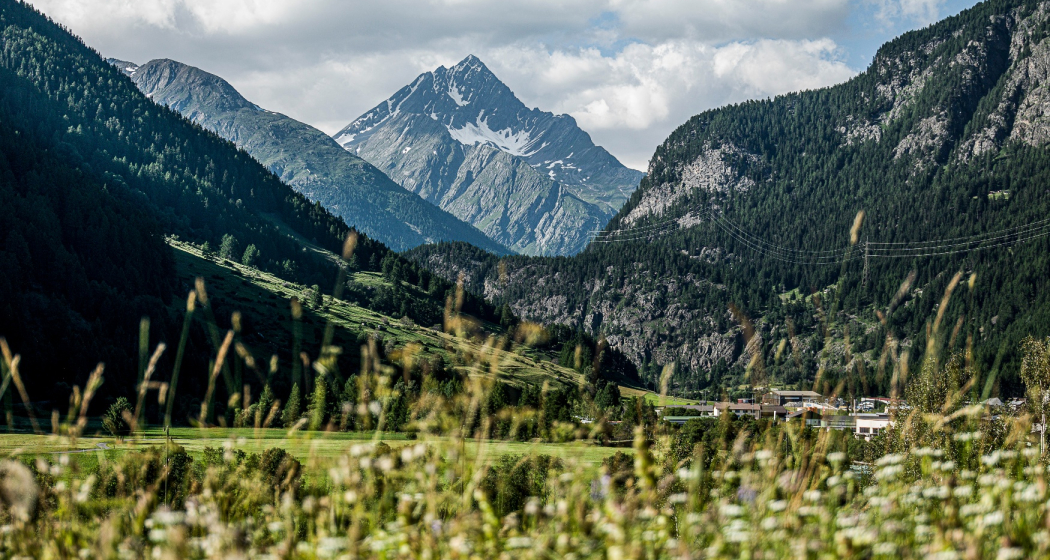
(623, 143), (756, 227)
(838, 117), (882, 146)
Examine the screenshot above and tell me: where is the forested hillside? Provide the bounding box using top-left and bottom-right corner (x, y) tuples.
(409, 0), (1050, 399)
(0, 0), (499, 403)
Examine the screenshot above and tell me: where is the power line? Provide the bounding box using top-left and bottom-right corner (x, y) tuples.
(586, 205), (1050, 263)
(868, 215), (1050, 246)
(867, 221), (1050, 254)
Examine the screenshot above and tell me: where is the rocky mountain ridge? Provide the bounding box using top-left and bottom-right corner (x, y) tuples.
(117, 58), (507, 254)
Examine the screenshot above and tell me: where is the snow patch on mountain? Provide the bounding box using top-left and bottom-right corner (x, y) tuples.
(446, 116), (541, 157)
(105, 58), (139, 77)
(448, 85), (468, 107)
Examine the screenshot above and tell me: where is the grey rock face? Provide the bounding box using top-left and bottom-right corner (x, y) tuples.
(622, 143), (757, 228)
(335, 55), (643, 256)
(120, 58), (507, 253)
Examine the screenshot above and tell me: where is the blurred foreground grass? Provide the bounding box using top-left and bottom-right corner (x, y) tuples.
(0, 238), (1048, 558)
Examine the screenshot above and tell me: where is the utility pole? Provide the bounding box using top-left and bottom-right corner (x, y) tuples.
(862, 239), (870, 292)
(1043, 393), (1048, 457)
(164, 425), (170, 506)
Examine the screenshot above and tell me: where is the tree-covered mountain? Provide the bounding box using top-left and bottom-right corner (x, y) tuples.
(408, 0), (1050, 399)
(336, 55), (644, 256)
(116, 58), (507, 254)
(0, 0), (499, 402)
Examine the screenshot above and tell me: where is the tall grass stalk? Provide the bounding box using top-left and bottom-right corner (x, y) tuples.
(165, 290), (197, 429)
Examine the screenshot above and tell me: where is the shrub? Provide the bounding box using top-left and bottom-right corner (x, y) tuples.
(101, 397), (131, 440)
(93, 445), (193, 507)
(479, 454), (562, 517)
(259, 448), (302, 493)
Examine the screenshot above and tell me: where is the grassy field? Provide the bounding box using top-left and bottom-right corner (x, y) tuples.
(620, 386), (700, 406)
(0, 428), (627, 476)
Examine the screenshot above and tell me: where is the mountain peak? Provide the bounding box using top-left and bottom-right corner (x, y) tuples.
(455, 54), (485, 68)
(334, 56), (644, 255)
(433, 54), (510, 111)
(133, 59), (256, 114)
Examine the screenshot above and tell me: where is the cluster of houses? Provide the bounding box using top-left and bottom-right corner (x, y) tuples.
(659, 390), (895, 441)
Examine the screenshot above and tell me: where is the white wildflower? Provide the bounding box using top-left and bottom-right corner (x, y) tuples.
(720, 504), (744, 518)
(997, 548), (1024, 560)
(876, 454), (904, 466)
(981, 511), (1004, 526)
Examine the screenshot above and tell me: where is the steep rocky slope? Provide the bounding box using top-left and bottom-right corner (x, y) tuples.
(409, 0), (1050, 396)
(336, 55), (643, 255)
(121, 58), (507, 254)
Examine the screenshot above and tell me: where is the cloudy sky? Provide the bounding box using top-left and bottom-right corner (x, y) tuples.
(30, 0), (979, 171)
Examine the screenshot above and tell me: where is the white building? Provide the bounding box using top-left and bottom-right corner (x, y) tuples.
(853, 413), (892, 441)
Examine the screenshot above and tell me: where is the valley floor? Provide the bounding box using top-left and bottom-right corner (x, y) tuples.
(0, 428), (626, 474)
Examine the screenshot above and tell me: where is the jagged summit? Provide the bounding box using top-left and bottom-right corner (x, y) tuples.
(337, 54), (611, 182)
(336, 55), (524, 150)
(335, 55), (643, 255)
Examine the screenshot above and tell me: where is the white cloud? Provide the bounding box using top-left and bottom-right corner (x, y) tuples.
(178, 0), (301, 34)
(870, 0), (946, 26)
(27, 0), (974, 171)
(30, 0), (179, 29)
(613, 0), (852, 42)
(482, 39), (852, 169)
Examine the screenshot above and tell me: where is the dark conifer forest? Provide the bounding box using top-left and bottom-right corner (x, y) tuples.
(0, 0), (499, 404)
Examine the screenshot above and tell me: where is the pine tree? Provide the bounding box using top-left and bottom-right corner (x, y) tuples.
(341, 376), (358, 406)
(255, 385), (275, 427)
(241, 244), (260, 267)
(388, 379), (410, 432)
(485, 381), (507, 415)
(308, 377), (329, 431)
(218, 234), (239, 261)
(499, 304), (516, 329)
(595, 382), (622, 413)
(311, 284), (323, 309)
(281, 259), (297, 277)
(282, 383), (302, 428)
